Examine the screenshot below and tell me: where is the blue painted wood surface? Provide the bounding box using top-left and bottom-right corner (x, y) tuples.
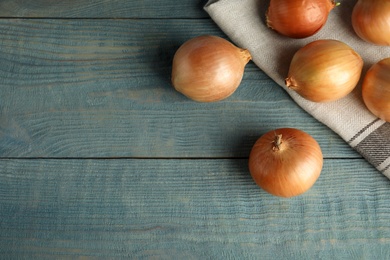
(0, 1), (389, 259)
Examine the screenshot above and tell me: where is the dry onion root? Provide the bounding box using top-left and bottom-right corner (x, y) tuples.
(285, 39), (363, 102)
(171, 35), (252, 102)
(266, 0), (337, 39)
(248, 128), (323, 198)
(362, 58), (390, 122)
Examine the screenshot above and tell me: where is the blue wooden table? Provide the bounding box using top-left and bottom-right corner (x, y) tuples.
(1, 1), (390, 259)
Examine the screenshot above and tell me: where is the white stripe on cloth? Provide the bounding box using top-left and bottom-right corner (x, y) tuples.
(204, 0), (390, 178)
(378, 157), (390, 176)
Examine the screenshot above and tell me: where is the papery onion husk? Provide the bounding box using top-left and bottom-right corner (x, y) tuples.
(352, 0), (390, 46)
(248, 128), (323, 198)
(171, 35), (252, 102)
(362, 58), (390, 122)
(266, 0), (337, 39)
(285, 39), (363, 102)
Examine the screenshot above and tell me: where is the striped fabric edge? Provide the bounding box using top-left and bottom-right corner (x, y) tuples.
(348, 119), (390, 178)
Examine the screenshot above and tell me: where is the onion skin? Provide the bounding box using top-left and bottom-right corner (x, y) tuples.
(171, 35), (252, 102)
(248, 128), (323, 198)
(285, 39), (363, 102)
(352, 0), (390, 46)
(362, 58), (390, 122)
(266, 0), (337, 39)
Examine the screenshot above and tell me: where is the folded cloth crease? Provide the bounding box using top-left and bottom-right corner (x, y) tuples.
(204, 0), (390, 179)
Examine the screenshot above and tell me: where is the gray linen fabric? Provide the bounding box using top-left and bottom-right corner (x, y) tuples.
(204, 0), (390, 178)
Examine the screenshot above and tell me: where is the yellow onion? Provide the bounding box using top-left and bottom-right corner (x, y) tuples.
(352, 0), (390, 46)
(285, 39), (363, 102)
(171, 35), (252, 102)
(266, 0), (337, 39)
(248, 128), (323, 198)
(362, 58), (390, 122)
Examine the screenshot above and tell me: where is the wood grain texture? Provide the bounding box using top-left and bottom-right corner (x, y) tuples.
(0, 19), (356, 158)
(0, 158), (389, 259)
(0, 0), (210, 18)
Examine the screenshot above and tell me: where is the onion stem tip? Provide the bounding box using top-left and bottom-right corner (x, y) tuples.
(272, 134), (283, 151)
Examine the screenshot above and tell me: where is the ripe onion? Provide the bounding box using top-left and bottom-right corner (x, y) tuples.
(171, 35), (252, 102)
(352, 0), (390, 46)
(266, 0), (337, 39)
(362, 58), (390, 122)
(248, 128), (323, 198)
(285, 39), (363, 102)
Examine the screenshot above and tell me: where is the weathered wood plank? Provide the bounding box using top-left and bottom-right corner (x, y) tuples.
(0, 19), (356, 158)
(0, 0), (209, 18)
(0, 158), (389, 259)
